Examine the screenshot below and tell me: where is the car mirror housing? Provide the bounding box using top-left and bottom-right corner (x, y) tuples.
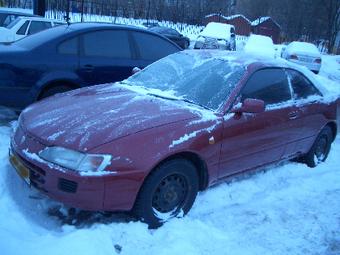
(232, 98), (265, 114)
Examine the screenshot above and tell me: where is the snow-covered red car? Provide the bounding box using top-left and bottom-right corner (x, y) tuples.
(9, 51), (338, 227)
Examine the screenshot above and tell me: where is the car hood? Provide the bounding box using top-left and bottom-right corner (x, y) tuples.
(21, 83), (203, 152)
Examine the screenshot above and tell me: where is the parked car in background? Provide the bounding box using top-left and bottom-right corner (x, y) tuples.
(282, 41), (322, 74)
(0, 8), (35, 27)
(274, 44), (287, 58)
(10, 51), (337, 228)
(0, 16), (65, 43)
(148, 26), (190, 49)
(244, 34), (276, 58)
(194, 22), (236, 50)
(0, 23), (181, 110)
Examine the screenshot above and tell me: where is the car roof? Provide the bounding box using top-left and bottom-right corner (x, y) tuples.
(0, 9), (36, 16)
(15, 16), (65, 22)
(13, 22), (181, 49)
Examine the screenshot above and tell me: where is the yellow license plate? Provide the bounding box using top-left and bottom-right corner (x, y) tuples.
(9, 152), (30, 186)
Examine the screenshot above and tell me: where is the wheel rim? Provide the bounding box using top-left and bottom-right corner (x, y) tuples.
(314, 135), (328, 162)
(152, 174), (188, 213)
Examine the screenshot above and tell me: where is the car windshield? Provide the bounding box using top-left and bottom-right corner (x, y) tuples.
(126, 52), (245, 110)
(6, 17), (21, 29)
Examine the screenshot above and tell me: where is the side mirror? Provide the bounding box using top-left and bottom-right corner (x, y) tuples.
(132, 67), (141, 75)
(232, 98), (265, 114)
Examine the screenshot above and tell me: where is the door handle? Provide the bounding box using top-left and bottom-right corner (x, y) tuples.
(288, 111), (299, 120)
(83, 64), (94, 72)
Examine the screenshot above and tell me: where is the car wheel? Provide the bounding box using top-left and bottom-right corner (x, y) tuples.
(39, 85), (74, 100)
(304, 126), (333, 168)
(133, 158), (199, 228)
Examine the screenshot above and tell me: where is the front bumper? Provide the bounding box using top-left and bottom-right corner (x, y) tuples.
(9, 126), (142, 212)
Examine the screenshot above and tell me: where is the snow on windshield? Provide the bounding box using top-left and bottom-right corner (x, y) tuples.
(126, 52), (245, 110)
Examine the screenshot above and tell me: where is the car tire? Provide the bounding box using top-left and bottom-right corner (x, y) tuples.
(303, 126), (333, 168)
(133, 158), (199, 228)
(39, 85), (74, 100)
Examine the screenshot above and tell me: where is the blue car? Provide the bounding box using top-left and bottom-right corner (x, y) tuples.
(0, 23), (181, 110)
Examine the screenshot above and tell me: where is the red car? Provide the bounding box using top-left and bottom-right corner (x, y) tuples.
(9, 51), (337, 227)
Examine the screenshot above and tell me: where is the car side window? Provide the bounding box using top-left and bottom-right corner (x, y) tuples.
(16, 21), (29, 35)
(287, 69), (322, 99)
(241, 68), (291, 106)
(132, 31), (179, 61)
(28, 21), (52, 35)
(58, 37), (78, 55)
(82, 30), (131, 58)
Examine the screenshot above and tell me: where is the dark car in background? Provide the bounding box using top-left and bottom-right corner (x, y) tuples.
(148, 26), (190, 49)
(0, 9), (36, 27)
(0, 22), (181, 110)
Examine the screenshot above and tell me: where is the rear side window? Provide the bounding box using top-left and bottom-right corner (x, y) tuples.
(132, 31), (179, 61)
(58, 37), (78, 55)
(28, 21), (52, 35)
(241, 68), (291, 105)
(16, 21), (29, 35)
(287, 69), (322, 99)
(82, 30), (131, 58)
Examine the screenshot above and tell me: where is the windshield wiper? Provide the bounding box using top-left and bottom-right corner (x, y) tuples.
(180, 98), (212, 110)
(147, 93), (211, 110)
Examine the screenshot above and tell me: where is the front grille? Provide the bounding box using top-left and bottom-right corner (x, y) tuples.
(58, 178), (78, 193)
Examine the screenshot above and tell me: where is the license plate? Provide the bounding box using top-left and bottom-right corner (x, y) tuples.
(9, 151), (30, 186)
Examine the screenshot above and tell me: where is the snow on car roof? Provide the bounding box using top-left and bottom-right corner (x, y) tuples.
(199, 22), (234, 40)
(244, 34), (275, 58)
(286, 41), (320, 56)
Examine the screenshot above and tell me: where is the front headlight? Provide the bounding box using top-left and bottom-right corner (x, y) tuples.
(39, 147), (112, 173)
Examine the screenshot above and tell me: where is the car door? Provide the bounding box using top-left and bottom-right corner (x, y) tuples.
(78, 29), (138, 85)
(218, 68), (302, 178)
(130, 31), (181, 69)
(286, 69), (326, 153)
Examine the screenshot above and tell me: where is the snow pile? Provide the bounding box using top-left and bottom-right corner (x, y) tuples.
(244, 34), (275, 58)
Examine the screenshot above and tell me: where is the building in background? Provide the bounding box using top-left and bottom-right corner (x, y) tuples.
(204, 13), (251, 36)
(251, 16), (281, 44)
